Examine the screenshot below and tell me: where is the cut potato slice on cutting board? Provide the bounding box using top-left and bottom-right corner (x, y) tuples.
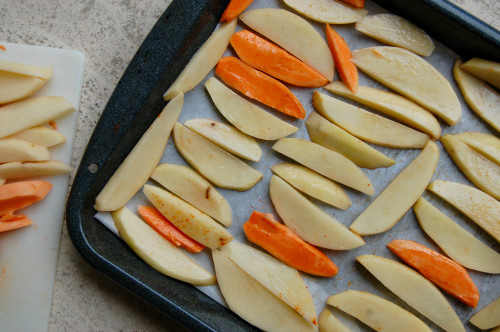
(8, 126), (66, 147)
(205, 77), (298, 140)
(283, 0), (367, 24)
(239, 8), (334, 81)
(350, 140), (438, 236)
(318, 308), (353, 332)
(212, 249), (318, 332)
(306, 111), (395, 169)
(184, 119), (262, 162)
(461, 57), (500, 90)
(0, 138), (50, 163)
(112, 207), (215, 286)
(357, 255), (465, 332)
(414, 197), (500, 274)
(455, 132), (500, 166)
(0, 161), (72, 179)
(173, 122), (262, 191)
(352, 47), (461, 125)
(469, 295), (500, 329)
(313, 91), (429, 148)
(270, 175), (365, 250)
(151, 163), (232, 227)
(324, 81), (441, 139)
(221, 241), (317, 325)
(163, 20), (236, 100)
(143, 184), (232, 249)
(327, 290), (431, 332)
(355, 14), (435, 56)
(0, 59), (53, 79)
(0, 72), (45, 104)
(271, 162), (351, 210)
(94, 93), (183, 212)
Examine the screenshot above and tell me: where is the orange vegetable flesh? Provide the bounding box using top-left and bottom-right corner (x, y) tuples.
(220, 0), (254, 22)
(230, 30), (329, 88)
(340, 0), (365, 8)
(137, 206), (205, 253)
(388, 239), (479, 308)
(243, 211), (338, 277)
(215, 56), (306, 119)
(0, 215), (33, 232)
(325, 24), (358, 93)
(0, 180), (52, 216)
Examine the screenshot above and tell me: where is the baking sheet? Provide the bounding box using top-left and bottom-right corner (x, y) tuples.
(95, 0), (500, 330)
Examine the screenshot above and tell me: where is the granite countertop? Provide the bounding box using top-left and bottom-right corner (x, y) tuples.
(1, 0), (499, 331)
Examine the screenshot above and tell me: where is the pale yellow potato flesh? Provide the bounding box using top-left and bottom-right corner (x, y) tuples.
(461, 57), (500, 89)
(271, 162), (351, 210)
(0, 138), (50, 163)
(0, 161), (72, 180)
(0, 72), (45, 104)
(283, 0), (367, 24)
(352, 47), (461, 125)
(163, 20), (236, 100)
(112, 207), (215, 286)
(184, 119), (262, 162)
(94, 93), (183, 211)
(0, 60), (53, 80)
(240, 8), (334, 81)
(327, 290), (431, 332)
(8, 126), (66, 147)
(350, 140), (439, 236)
(324, 81), (441, 139)
(0, 179), (6, 186)
(454, 60), (500, 133)
(151, 163), (232, 227)
(414, 197), (500, 274)
(357, 255), (465, 332)
(306, 111), (395, 169)
(0, 96), (75, 139)
(318, 308), (353, 332)
(270, 175), (365, 250)
(454, 131), (500, 149)
(469, 295), (500, 329)
(313, 91), (429, 148)
(355, 14), (435, 56)
(205, 77), (298, 140)
(143, 184), (232, 249)
(221, 241), (317, 325)
(455, 132), (500, 166)
(212, 249), (318, 332)
(173, 123), (262, 191)
(441, 134), (500, 200)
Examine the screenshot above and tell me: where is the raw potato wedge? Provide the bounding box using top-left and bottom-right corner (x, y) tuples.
(221, 241), (317, 325)
(469, 296), (500, 329)
(324, 81), (441, 139)
(318, 308), (353, 332)
(350, 140), (439, 236)
(454, 59), (500, 133)
(441, 134), (500, 200)
(414, 197), (500, 274)
(8, 126), (66, 147)
(271, 162), (351, 210)
(112, 207), (215, 286)
(273, 138), (374, 195)
(205, 77), (298, 140)
(163, 20), (236, 100)
(143, 184), (232, 249)
(94, 93), (183, 211)
(239, 8), (334, 81)
(0, 96), (75, 139)
(327, 290), (431, 332)
(306, 111), (395, 169)
(283, 0), (367, 24)
(355, 14), (435, 56)
(270, 175), (365, 250)
(0, 72), (45, 104)
(212, 249), (318, 332)
(0, 138), (50, 163)
(461, 57), (500, 89)
(0, 161), (72, 179)
(455, 132), (500, 166)
(455, 131), (500, 149)
(173, 123), (262, 191)
(352, 47), (461, 125)
(313, 92), (429, 148)
(0, 60), (53, 79)
(151, 163), (232, 227)
(184, 119), (262, 162)
(357, 255), (465, 332)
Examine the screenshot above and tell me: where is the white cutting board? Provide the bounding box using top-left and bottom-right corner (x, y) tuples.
(0, 43), (84, 332)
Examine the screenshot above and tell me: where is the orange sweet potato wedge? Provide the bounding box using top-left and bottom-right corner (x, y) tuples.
(220, 0), (254, 22)
(0, 180), (52, 216)
(326, 24), (358, 93)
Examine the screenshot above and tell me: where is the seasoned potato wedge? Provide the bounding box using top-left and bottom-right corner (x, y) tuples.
(283, 0), (367, 24)
(469, 295), (500, 329)
(455, 132), (500, 166)
(461, 57), (500, 89)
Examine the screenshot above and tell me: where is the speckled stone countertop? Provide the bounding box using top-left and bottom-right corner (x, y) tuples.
(0, 0), (498, 331)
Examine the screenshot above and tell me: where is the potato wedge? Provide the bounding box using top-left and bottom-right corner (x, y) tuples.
(469, 295), (500, 330)
(112, 207), (215, 286)
(8, 126), (66, 147)
(352, 47), (461, 125)
(350, 141), (438, 236)
(0, 161), (72, 179)
(414, 197), (500, 274)
(173, 123), (262, 191)
(240, 8), (334, 81)
(94, 93), (183, 211)
(455, 132), (500, 166)
(283, 0), (367, 24)
(327, 290), (431, 332)
(163, 20), (236, 100)
(318, 308), (353, 332)
(143, 184), (232, 249)
(357, 255), (465, 332)
(270, 175), (365, 250)
(454, 131), (500, 149)
(0, 60), (53, 80)
(0, 72), (45, 104)
(0, 138), (50, 163)
(151, 163), (232, 227)
(306, 111), (395, 169)
(461, 57), (500, 89)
